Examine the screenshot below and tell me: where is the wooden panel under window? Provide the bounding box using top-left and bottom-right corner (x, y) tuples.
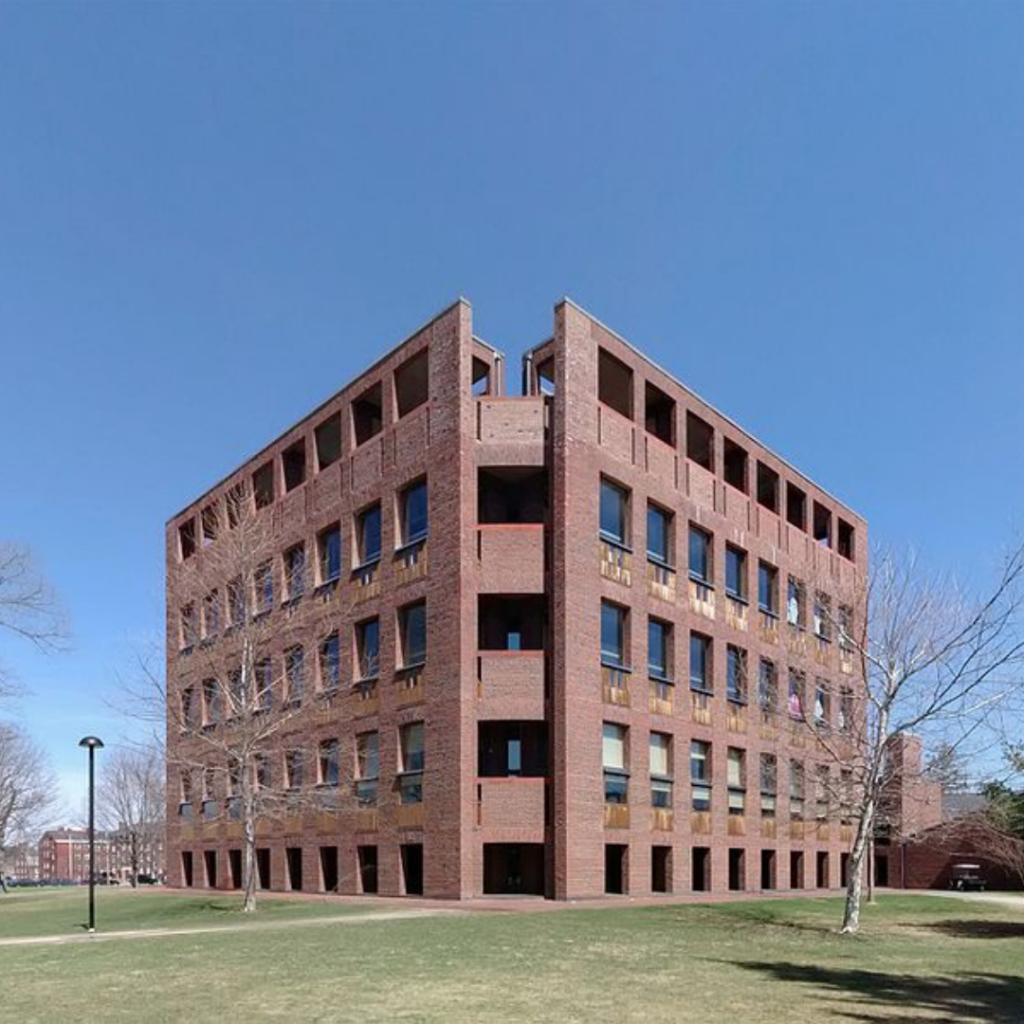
(395, 543), (428, 586)
(691, 690), (711, 726)
(759, 612), (778, 645)
(761, 818), (777, 839)
(726, 597), (748, 632)
(354, 808), (378, 832)
(599, 541), (632, 587)
(790, 821), (806, 840)
(690, 811), (712, 835)
(647, 561), (676, 603)
(728, 815), (746, 837)
(602, 666), (631, 708)
(396, 669), (425, 707)
(652, 808), (674, 832)
(689, 579), (715, 620)
(604, 804), (630, 829)
(396, 803), (425, 829)
(727, 703), (747, 734)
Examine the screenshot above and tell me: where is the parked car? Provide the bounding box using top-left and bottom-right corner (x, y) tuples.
(136, 874), (160, 885)
(949, 863), (987, 892)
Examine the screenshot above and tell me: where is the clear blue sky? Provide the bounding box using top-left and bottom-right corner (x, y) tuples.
(2, 2), (1023, 813)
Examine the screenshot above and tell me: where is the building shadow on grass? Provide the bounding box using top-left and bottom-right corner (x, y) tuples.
(722, 960), (1024, 1022)
(915, 918), (1024, 940)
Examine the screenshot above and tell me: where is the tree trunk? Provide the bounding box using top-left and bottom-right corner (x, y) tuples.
(242, 795), (257, 913)
(841, 797), (875, 934)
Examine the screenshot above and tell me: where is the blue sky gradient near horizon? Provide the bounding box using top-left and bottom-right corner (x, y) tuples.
(2, 2), (1024, 815)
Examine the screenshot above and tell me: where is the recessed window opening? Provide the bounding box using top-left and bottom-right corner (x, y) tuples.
(471, 356), (492, 397)
(395, 349), (429, 418)
(478, 467), (547, 524)
(686, 412), (714, 471)
(253, 463), (275, 509)
(201, 504), (218, 546)
(838, 519), (855, 560)
(786, 483), (806, 531)
(283, 439), (306, 492)
(535, 357), (555, 396)
(757, 463), (780, 512)
(352, 382), (383, 446)
(723, 439), (748, 493)
(179, 520), (196, 560)
(813, 502), (832, 547)
(315, 414), (342, 471)
(644, 382), (675, 445)
(598, 348), (633, 419)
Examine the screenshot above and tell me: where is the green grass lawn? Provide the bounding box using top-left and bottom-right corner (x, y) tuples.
(1, 891), (1023, 1022)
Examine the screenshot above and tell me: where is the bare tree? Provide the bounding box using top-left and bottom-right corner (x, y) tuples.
(0, 721), (57, 886)
(0, 543), (68, 695)
(97, 744), (165, 887)
(133, 485), (332, 912)
(808, 543), (1024, 934)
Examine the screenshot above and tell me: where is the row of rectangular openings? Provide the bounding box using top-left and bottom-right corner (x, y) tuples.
(594, 345), (858, 561)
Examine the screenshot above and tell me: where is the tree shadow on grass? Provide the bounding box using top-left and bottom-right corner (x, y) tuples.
(915, 919), (1024, 940)
(722, 960), (1024, 1022)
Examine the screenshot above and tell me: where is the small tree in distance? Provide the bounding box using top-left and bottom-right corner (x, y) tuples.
(0, 721), (57, 886)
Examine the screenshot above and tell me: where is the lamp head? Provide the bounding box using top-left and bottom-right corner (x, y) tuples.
(78, 736), (105, 750)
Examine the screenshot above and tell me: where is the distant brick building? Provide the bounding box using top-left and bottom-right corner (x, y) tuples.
(166, 298), (867, 899)
(38, 828), (114, 883)
(4, 842), (39, 881)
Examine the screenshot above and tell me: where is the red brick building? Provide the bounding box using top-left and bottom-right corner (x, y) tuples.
(165, 298), (867, 899)
(38, 828), (114, 883)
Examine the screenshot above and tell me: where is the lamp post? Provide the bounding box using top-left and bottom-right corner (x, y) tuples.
(78, 736), (104, 933)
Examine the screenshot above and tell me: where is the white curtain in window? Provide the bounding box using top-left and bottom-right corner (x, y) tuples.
(602, 723), (626, 770)
(649, 733), (669, 776)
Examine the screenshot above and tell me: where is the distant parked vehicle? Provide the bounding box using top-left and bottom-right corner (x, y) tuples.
(949, 863), (987, 892)
(136, 873), (160, 885)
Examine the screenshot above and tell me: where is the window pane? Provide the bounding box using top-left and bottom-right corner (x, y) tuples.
(401, 604), (426, 666)
(602, 723), (626, 769)
(689, 528), (710, 582)
(648, 620), (667, 677)
(360, 505), (382, 564)
(600, 481), (627, 544)
(359, 619), (380, 678)
(689, 634), (709, 690)
(690, 740), (709, 782)
(403, 482), (428, 544)
(401, 722), (424, 772)
(649, 733), (670, 776)
(726, 547), (745, 598)
(320, 527), (341, 581)
(727, 750), (743, 788)
(647, 506), (669, 563)
(601, 603), (624, 664)
(759, 563), (776, 612)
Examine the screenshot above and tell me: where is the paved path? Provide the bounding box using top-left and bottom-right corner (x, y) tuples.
(924, 890), (1024, 911)
(0, 907), (459, 949)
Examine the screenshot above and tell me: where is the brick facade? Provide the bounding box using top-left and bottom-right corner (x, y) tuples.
(165, 297), (867, 900)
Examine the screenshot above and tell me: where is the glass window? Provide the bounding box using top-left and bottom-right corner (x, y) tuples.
(725, 546), (746, 600)
(401, 481), (428, 546)
(727, 748), (745, 789)
(758, 659), (777, 712)
(650, 732), (672, 809)
(357, 504), (382, 565)
(788, 671), (805, 719)
(600, 479), (629, 546)
(689, 526), (712, 583)
(648, 618), (670, 679)
(356, 732), (379, 805)
(602, 722), (628, 804)
(760, 754), (777, 818)
(400, 603), (426, 667)
(319, 633), (340, 691)
(318, 740), (339, 786)
(689, 633), (711, 692)
(758, 562), (778, 614)
(357, 618), (381, 679)
(726, 645), (747, 702)
(285, 749), (304, 790)
(285, 646), (304, 703)
(787, 577), (804, 627)
(318, 525), (342, 583)
(601, 602), (626, 666)
(284, 544), (306, 599)
(690, 740), (710, 783)
(399, 723), (425, 804)
(647, 504), (671, 565)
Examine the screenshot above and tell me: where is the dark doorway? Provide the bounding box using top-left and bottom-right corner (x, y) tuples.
(652, 846), (672, 894)
(790, 850), (804, 889)
(256, 848), (271, 890)
(228, 849), (242, 890)
(203, 850), (218, 889)
(320, 846), (339, 892)
(605, 844), (627, 895)
(483, 844), (545, 895)
(816, 851), (830, 889)
(358, 846), (378, 894)
(728, 848), (745, 892)
(840, 853), (851, 888)
(181, 851), (194, 888)
(401, 844), (424, 896)
(692, 847), (711, 892)
(761, 850), (776, 890)
(286, 847), (303, 891)
(875, 853), (889, 887)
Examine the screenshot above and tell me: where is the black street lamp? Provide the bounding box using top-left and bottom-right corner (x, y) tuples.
(78, 736), (104, 933)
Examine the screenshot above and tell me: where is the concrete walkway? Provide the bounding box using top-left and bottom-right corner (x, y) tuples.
(923, 889), (1024, 911)
(0, 906), (458, 949)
